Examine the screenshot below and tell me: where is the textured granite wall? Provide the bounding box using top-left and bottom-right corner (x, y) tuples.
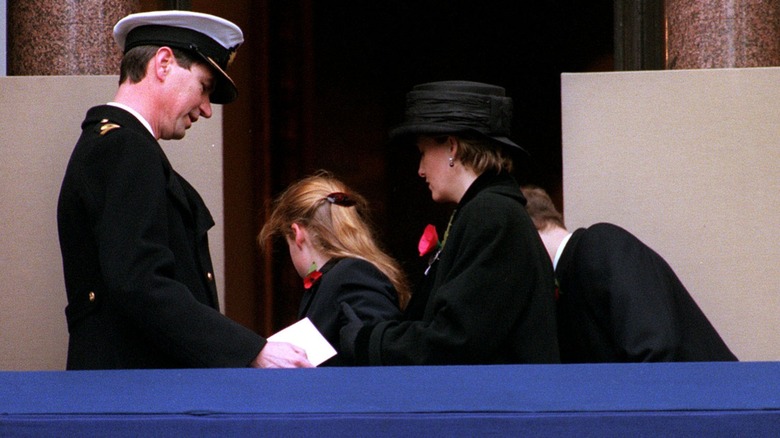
(7, 0), (139, 75)
(666, 0), (780, 68)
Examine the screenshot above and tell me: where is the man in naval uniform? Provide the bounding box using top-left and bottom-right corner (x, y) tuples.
(57, 10), (311, 369)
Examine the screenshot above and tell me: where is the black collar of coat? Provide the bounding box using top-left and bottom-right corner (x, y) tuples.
(457, 170), (521, 210)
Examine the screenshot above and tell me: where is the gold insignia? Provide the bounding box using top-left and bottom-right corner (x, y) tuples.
(227, 50), (237, 68)
(99, 122), (121, 136)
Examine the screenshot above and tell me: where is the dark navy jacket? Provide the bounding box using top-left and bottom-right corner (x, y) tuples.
(556, 223), (737, 363)
(58, 105), (263, 369)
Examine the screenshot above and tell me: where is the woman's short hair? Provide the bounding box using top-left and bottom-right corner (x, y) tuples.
(446, 135), (514, 174)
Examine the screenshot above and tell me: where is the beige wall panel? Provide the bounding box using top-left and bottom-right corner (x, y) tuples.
(0, 76), (224, 370)
(561, 68), (779, 361)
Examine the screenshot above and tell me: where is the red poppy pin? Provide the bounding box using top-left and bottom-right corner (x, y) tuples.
(303, 262), (323, 289)
(303, 270), (322, 289)
(418, 224), (441, 257)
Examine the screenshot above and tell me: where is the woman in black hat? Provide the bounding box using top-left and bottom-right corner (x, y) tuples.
(340, 81), (560, 365)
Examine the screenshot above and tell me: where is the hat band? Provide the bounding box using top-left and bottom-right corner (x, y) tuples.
(124, 25), (235, 70)
(404, 92), (512, 136)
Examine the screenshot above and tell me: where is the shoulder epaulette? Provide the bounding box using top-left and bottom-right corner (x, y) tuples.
(97, 118), (122, 136)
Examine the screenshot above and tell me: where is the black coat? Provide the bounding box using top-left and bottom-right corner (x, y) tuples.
(357, 172), (560, 365)
(300, 258), (401, 366)
(57, 105), (264, 369)
(555, 223), (737, 362)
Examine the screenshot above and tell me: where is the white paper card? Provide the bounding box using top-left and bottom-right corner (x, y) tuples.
(267, 317), (337, 366)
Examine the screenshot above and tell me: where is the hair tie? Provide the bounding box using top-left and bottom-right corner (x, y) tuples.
(325, 192), (356, 206)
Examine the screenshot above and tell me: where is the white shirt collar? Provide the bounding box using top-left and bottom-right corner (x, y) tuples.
(107, 102), (155, 138)
(553, 232), (573, 271)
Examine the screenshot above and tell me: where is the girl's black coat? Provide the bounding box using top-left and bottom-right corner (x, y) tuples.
(301, 258), (401, 366)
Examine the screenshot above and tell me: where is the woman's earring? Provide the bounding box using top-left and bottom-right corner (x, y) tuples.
(448, 157), (454, 168)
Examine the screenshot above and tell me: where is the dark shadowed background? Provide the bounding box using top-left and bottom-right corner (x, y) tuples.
(157, 0), (614, 334)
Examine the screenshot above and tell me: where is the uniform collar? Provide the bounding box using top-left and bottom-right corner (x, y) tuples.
(107, 101), (155, 138)
(553, 232), (573, 271)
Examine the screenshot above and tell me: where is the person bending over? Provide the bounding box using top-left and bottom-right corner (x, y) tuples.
(521, 185), (737, 363)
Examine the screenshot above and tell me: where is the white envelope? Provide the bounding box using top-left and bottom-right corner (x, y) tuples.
(267, 317), (337, 366)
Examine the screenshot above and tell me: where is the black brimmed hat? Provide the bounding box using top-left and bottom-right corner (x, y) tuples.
(113, 10), (243, 104)
(389, 81), (524, 151)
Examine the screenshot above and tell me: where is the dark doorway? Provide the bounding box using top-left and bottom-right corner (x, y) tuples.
(309, 1), (615, 295)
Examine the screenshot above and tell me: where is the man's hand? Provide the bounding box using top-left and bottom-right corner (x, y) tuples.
(251, 341), (314, 368)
